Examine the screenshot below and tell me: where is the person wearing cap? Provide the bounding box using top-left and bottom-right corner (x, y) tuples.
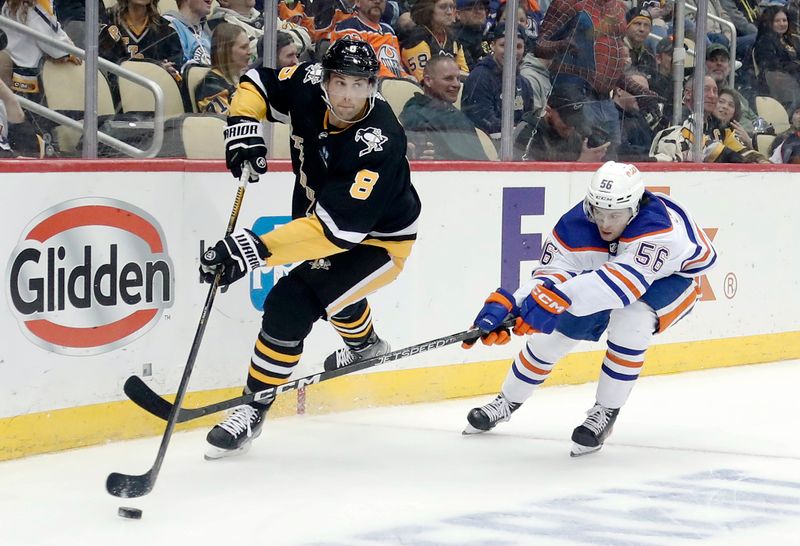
(452, 0), (490, 70)
(614, 70), (656, 162)
(399, 55), (488, 159)
(624, 7), (657, 80)
(400, 0), (470, 82)
(461, 22), (533, 137)
(705, 42), (757, 133)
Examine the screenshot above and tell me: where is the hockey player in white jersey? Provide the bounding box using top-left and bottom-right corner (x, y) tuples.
(462, 161), (717, 456)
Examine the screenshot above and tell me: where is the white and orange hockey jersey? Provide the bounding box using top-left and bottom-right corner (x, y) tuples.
(328, 16), (409, 79)
(514, 191), (716, 322)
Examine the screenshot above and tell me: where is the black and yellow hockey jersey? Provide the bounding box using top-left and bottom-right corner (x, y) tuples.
(229, 61), (421, 267)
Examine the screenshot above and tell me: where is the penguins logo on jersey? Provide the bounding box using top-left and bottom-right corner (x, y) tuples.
(355, 128), (388, 157)
(303, 63), (323, 85)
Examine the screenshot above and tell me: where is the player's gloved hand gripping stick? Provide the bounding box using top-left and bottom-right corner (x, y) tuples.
(106, 164), (255, 499)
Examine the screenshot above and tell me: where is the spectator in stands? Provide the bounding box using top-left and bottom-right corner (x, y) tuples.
(768, 104), (800, 162)
(705, 42), (757, 132)
(328, 0), (411, 78)
(277, 3), (315, 60)
(534, 0), (657, 161)
(753, 5), (800, 111)
(452, 0), (489, 70)
(52, 0), (110, 49)
(462, 22), (532, 137)
(714, 87), (754, 147)
(519, 49), (551, 118)
(163, 0), (213, 68)
(1, 0), (81, 102)
(0, 77), (42, 157)
(653, 75), (766, 162)
(515, 92), (611, 161)
(99, 0), (183, 74)
(401, 0), (470, 81)
(399, 55), (488, 159)
(624, 7), (657, 80)
(614, 71), (655, 161)
(311, 0), (356, 43)
(208, 0), (264, 63)
(719, 0), (758, 60)
(276, 30), (300, 68)
(195, 23), (249, 113)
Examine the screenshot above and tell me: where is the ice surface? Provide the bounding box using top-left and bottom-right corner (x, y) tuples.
(2, 361), (799, 545)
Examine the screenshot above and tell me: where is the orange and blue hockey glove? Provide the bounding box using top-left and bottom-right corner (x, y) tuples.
(515, 280), (571, 335)
(462, 288), (519, 348)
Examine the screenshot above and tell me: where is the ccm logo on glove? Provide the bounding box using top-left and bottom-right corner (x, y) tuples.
(531, 282), (570, 313)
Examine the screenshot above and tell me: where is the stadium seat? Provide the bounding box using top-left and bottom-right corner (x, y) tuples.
(755, 134), (776, 156)
(41, 60), (116, 153)
(475, 128), (498, 160)
(271, 121), (291, 159)
(180, 115), (225, 158)
(185, 65), (212, 113)
(755, 96), (790, 134)
(378, 77), (423, 118)
(118, 59), (186, 118)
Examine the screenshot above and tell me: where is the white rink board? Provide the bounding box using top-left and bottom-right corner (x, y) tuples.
(0, 167), (796, 417)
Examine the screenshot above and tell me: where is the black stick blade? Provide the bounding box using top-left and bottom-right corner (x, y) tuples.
(106, 470), (155, 498)
(124, 376), (173, 420)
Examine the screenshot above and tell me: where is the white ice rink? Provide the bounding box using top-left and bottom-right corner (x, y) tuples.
(2, 360), (799, 546)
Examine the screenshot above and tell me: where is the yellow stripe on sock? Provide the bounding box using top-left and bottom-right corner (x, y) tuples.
(330, 305), (371, 329)
(255, 339), (301, 363)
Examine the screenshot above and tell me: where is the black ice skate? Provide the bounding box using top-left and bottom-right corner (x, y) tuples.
(463, 393), (521, 434)
(323, 332), (390, 371)
(205, 404), (268, 460)
(570, 403), (620, 457)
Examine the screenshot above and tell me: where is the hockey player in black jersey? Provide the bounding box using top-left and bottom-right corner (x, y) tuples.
(199, 39), (421, 459)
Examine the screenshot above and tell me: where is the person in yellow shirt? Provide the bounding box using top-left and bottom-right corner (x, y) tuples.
(401, 0), (469, 82)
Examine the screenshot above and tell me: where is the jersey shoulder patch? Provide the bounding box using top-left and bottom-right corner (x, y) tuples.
(553, 202), (608, 252)
(620, 192), (673, 242)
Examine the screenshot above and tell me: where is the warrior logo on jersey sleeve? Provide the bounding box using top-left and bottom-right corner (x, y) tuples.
(355, 127), (388, 156)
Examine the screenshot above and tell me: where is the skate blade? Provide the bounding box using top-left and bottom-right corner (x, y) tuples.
(462, 423), (487, 435)
(204, 441), (252, 461)
(569, 442), (602, 457)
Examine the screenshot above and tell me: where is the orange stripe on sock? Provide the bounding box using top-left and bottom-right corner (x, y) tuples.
(605, 351), (643, 368)
(518, 351), (549, 376)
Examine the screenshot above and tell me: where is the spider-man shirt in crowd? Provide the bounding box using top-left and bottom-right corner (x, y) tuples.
(534, 0), (649, 98)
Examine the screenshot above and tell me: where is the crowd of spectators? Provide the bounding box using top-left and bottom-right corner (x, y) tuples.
(0, 0), (799, 163)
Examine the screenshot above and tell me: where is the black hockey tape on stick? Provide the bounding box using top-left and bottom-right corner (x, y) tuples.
(106, 164), (253, 499)
(123, 318), (518, 424)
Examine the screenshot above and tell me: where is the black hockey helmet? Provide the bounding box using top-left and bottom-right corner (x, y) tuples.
(322, 39), (380, 81)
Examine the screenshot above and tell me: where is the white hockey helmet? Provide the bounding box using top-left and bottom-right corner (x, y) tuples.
(584, 161), (645, 221)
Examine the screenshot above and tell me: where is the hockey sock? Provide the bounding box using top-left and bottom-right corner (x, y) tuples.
(330, 301), (375, 350)
(247, 330), (303, 393)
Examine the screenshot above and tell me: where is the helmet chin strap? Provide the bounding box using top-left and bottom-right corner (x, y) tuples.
(321, 78), (377, 125)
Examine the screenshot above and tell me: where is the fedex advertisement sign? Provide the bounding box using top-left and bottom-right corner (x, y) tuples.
(501, 187), (546, 290)
(6, 198), (174, 355)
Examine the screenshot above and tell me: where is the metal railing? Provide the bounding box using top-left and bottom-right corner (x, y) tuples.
(0, 15), (166, 158)
(685, 2), (737, 89)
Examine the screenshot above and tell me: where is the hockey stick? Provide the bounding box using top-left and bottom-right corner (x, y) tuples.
(122, 318), (518, 424)
(106, 164), (252, 499)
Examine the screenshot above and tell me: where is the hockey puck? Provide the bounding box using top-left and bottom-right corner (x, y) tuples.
(118, 507), (143, 520)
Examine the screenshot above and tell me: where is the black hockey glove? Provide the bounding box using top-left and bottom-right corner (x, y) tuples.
(224, 116), (268, 182)
(199, 228), (271, 286)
